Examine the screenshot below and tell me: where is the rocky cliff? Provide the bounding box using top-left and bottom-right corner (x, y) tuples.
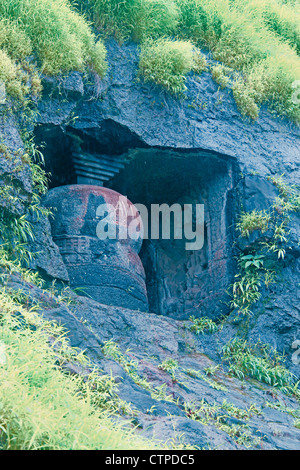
(1, 39), (300, 450)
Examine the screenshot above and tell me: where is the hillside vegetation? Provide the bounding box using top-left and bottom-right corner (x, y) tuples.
(0, 0), (107, 100)
(0, 0), (299, 121)
(0, 0), (300, 452)
(0, 282), (160, 449)
(86, 0), (300, 122)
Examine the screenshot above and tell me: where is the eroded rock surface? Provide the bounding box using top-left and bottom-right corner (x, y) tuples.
(6, 274), (300, 450)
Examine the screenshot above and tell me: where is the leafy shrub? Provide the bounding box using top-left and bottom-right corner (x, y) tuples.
(0, 0), (107, 101)
(88, 0), (179, 41)
(222, 338), (296, 391)
(139, 38), (204, 94)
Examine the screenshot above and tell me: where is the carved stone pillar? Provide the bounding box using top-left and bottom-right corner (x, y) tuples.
(44, 185), (148, 312)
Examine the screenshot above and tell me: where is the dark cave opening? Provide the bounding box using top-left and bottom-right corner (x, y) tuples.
(108, 148), (236, 320)
(34, 121), (148, 189)
(35, 123), (238, 320)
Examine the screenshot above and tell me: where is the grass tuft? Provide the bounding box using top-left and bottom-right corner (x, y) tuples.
(0, 0), (107, 101)
(87, 0), (179, 41)
(139, 38), (205, 94)
(0, 288), (159, 450)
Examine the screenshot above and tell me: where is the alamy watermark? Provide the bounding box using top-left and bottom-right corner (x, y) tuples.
(96, 196), (205, 251)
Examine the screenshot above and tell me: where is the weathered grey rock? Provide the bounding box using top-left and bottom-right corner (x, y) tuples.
(36, 40), (300, 184)
(31, 38), (300, 375)
(6, 273), (300, 450)
(28, 212), (70, 282)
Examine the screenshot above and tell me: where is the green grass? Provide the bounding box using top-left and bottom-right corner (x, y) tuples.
(232, 0), (300, 54)
(139, 38), (206, 94)
(0, 288), (161, 450)
(0, 0), (107, 100)
(85, 0), (300, 123)
(86, 0), (180, 41)
(222, 338), (298, 394)
(184, 398), (262, 447)
(176, 0), (300, 121)
(102, 340), (175, 402)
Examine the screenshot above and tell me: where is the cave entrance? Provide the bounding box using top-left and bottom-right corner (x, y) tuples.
(107, 148), (236, 320)
(35, 124), (237, 320)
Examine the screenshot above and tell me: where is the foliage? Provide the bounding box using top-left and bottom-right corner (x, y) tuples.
(232, 0), (300, 54)
(0, 139), (50, 264)
(158, 358), (179, 380)
(268, 174), (300, 213)
(237, 210), (271, 238)
(102, 340), (175, 402)
(184, 398), (261, 447)
(188, 315), (220, 335)
(0, 0), (107, 101)
(222, 338), (298, 394)
(230, 271), (262, 315)
(0, 289), (160, 450)
(211, 64), (233, 89)
(139, 38), (205, 94)
(230, 176), (300, 316)
(175, 0), (300, 122)
(87, 0), (180, 42)
(85, 0), (300, 122)
(184, 367), (227, 391)
(0, 0), (299, 121)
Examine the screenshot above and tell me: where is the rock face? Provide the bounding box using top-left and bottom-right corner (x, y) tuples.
(6, 273), (300, 450)
(32, 39), (299, 360)
(43, 184), (148, 312)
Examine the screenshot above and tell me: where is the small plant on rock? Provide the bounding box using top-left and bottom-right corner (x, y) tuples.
(236, 210), (271, 238)
(188, 316), (220, 335)
(158, 358), (179, 381)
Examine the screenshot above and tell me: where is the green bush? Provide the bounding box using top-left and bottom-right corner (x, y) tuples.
(139, 38), (205, 94)
(87, 0), (179, 41)
(0, 0), (107, 76)
(0, 290), (158, 450)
